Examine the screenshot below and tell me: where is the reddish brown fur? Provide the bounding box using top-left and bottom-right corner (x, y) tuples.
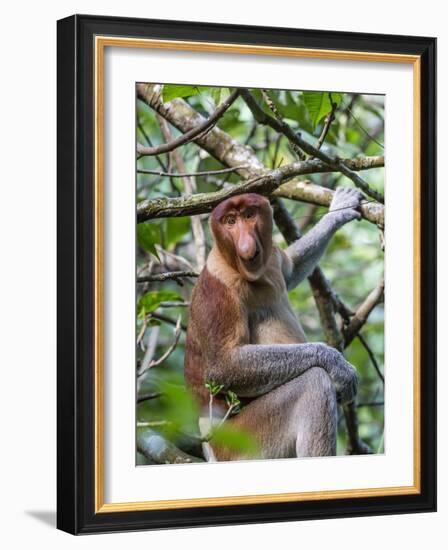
(184, 266), (249, 408)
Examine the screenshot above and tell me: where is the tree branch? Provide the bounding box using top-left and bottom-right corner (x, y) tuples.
(137, 392), (162, 403)
(316, 93), (337, 151)
(343, 280), (385, 346)
(357, 333), (384, 384)
(137, 316), (182, 377)
(137, 429), (203, 464)
(137, 270), (199, 284)
(137, 165), (249, 178)
(273, 178), (384, 227)
(137, 165), (384, 226)
(239, 88), (384, 203)
(137, 171), (284, 222)
(137, 88), (240, 156)
(150, 312), (187, 332)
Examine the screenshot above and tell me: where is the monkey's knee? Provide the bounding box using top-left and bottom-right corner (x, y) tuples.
(293, 367), (337, 457)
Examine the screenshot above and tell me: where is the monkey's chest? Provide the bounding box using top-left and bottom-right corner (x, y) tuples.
(248, 299), (306, 345)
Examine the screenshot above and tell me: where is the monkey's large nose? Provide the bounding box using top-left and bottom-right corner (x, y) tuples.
(237, 234), (258, 261)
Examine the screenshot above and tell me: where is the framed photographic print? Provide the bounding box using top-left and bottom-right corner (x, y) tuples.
(57, 14), (436, 534)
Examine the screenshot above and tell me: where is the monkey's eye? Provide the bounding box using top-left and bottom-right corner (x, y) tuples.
(224, 215), (236, 226)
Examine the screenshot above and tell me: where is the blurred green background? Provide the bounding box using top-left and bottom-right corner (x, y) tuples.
(136, 86), (384, 463)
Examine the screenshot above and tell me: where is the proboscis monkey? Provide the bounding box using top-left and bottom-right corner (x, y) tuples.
(185, 188), (363, 460)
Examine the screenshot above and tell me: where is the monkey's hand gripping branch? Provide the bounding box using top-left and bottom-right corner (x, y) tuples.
(209, 342), (358, 405)
(283, 187), (364, 289)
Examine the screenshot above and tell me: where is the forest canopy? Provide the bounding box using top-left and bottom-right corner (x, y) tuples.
(135, 85), (385, 464)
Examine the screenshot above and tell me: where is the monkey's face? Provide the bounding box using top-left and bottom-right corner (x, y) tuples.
(210, 194), (273, 281)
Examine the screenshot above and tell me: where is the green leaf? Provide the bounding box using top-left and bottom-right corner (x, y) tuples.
(137, 223), (161, 260)
(162, 85), (209, 103)
(205, 381), (224, 396)
(137, 290), (182, 319)
(225, 390), (240, 408)
(165, 217), (191, 249)
(302, 91), (342, 129)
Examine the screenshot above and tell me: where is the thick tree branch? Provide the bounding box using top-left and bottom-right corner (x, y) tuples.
(137, 171), (283, 221)
(137, 166), (384, 226)
(273, 179), (384, 227)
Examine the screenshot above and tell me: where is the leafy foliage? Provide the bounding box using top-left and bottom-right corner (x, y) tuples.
(137, 290), (182, 319)
(162, 84), (210, 103)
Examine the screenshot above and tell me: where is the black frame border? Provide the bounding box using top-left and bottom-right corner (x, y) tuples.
(57, 14), (436, 534)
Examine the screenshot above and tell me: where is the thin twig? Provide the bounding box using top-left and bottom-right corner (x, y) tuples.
(156, 248), (196, 272)
(137, 324), (160, 390)
(137, 392), (162, 404)
(316, 94), (337, 151)
(343, 280), (385, 346)
(150, 312), (187, 332)
(136, 315), (148, 349)
(138, 315), (182, 377)
(357, 333), (384, 384)
(137, 165), (249, 178)
(345, 105), (384, 149)
(137, 270), (199, 284)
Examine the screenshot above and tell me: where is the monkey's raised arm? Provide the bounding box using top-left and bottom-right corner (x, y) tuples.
(282, 187), (363, 290)
(207, 342), (358, 403)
